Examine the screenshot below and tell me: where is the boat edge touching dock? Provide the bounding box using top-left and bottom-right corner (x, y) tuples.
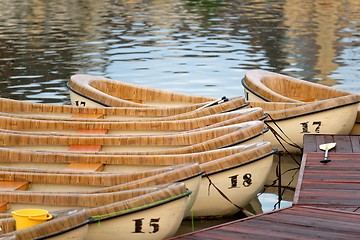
(171, 134), (360, 239)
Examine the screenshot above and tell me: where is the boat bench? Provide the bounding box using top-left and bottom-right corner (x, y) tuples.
(65, 163), (105, 172)
(66, 114), (108, 172)
(0, 181), (30, 213)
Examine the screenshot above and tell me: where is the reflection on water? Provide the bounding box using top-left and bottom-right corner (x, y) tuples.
(0, 0), (358, 234)
(0, 0), (359, 103)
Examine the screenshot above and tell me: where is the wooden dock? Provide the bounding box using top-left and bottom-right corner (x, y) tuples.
(171, 134), (360, 239)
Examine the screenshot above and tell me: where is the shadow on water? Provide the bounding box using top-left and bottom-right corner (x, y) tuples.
(175, 153), (301, 235)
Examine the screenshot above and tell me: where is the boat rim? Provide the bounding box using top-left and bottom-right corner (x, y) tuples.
(88, 189), (192, 223)
(35, 218), (91, 240)
(203, 148), (277, 177)
(67, 82), (111, 107)
(241, 77), (270, 102)
(262, 100), (360, 122)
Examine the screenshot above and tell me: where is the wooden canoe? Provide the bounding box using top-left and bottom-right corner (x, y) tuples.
(242, 69), (360, 134)
(0, 142), (276, 218)
(0, 209), (90, 240)
(69, 74), (218, 108)
(0, 107), (264, 136)
(0, 183), (191, 240)
(0, 121), (266, 154)
(0, 96), (247, 122)
(248, 94), (359, 153)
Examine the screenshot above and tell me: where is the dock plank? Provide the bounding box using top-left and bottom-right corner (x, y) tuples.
(171, 206), (360, 240)
(303, 134), (360, 154)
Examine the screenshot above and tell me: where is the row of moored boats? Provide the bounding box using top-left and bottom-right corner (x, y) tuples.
(0, 70), (358, 239)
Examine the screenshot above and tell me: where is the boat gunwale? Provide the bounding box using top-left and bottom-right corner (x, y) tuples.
(88, 189), (192, 223)
(260, 99), (360, 122)
(68, 74), (216, 108)
(202, 147), (277, 177)
(242, 76), (271, 102)
(0, 210), (91, 240)
(67, 81), (111, 107)
(34, 217), (90, 240)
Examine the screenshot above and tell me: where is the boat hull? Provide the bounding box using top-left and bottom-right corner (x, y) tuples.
(264, 103), (358, 153)
(44, 224), (89, 240)
(242, 69), (360, 137)
(86, 195), (188, 240)
(188, 151), (275, 218)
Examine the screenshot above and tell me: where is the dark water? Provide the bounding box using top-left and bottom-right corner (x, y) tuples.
(0, 0), (359, 104)
(0, 0), (358, 235)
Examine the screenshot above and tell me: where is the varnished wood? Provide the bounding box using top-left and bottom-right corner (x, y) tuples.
(0, 181), (29, 213)
(65, 163), (105, 172)
(171, 206), (360, 240)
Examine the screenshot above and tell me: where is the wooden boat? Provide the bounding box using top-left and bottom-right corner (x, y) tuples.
(0, 142), (276, 218)
(0, 209), (90, 240)
(0, 121), (266, 154)
(0, 107), (264, 136)
(0, 163), (202, 218)
(0, 183), (191, 240)
(249, 95), (359, 153)
(69, 74), (221, 108)
(242, 69), (360, 134)
(0, 96), (247, 122)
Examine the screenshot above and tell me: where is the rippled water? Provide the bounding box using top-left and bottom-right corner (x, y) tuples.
(0, 0), (358, 234)
(0, 0), (359, 104)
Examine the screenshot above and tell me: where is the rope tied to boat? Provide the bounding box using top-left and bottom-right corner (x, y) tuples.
(265, 114), (301, 166)
(204, 174), (254, 216)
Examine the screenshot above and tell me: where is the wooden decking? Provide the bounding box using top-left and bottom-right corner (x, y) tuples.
(172, 134), (360, 239)
(294, 134), (360, 213)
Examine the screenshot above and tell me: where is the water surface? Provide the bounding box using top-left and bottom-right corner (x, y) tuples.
(0, 0), (358, 234)
(0, 0), (359, 104)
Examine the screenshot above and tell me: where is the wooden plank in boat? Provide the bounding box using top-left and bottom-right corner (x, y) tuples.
(0, 181), (29, 213)
(0, 181), (29, 191)
(69, 145), (102, 152)
(71, 113), (105, 119)
(0, 202), (9, 213)
(65, 163), (105, 172)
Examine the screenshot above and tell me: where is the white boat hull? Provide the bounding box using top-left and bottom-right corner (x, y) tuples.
(87, 195), (188, 240)
(264, 103), (358, 153)
(188, 152), (274, 218)
(45, 224), (89, 240)
(244, 88), (266, 102)
(69, 90), (106, 108)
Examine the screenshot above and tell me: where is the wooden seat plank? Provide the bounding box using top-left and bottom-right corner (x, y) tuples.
(0, 181), (29, 213)
(65, 163), (105, 172)
(0, 181), (29, 191)
(69, 145), (102, 152)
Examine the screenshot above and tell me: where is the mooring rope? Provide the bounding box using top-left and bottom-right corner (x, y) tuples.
(265, 114), (302, 166)
(205, 174), (255, 216)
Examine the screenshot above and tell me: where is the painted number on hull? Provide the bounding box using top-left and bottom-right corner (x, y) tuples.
(300, 121), (321, 133)
(228, 173), (252, 188)
(74, 100), (86, 107)
(133, 218), (160, 233)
